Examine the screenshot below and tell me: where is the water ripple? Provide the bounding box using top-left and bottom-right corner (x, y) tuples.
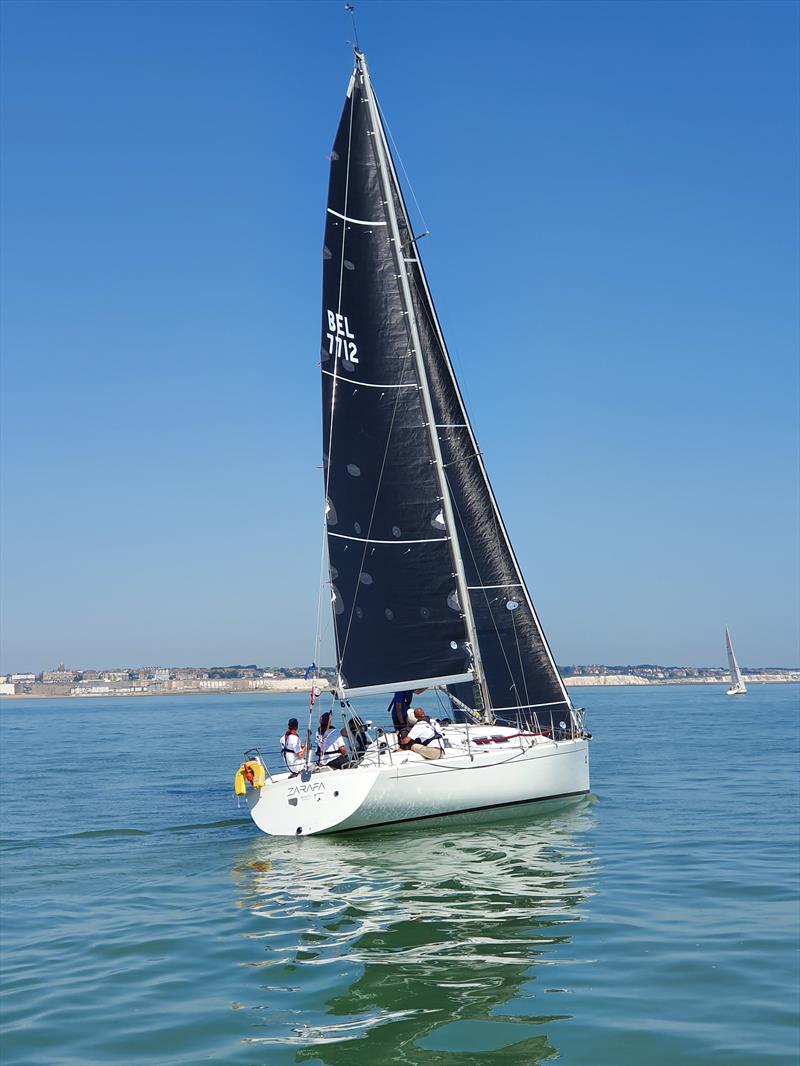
(1, 686), (798, 1065)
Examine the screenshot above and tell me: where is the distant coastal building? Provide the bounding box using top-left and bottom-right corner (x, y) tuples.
(42, 663), (77, 684)
(74, 680), (112, 695)
(42, 670), (77, 684)
(134, 666), (170, 681)
(10, 673), (36, 683)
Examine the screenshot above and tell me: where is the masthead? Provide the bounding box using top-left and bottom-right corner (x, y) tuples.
(344, 4), (361, 54)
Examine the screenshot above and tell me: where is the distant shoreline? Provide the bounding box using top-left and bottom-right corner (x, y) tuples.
(2, 674), (798, 701)
(563, 672), (800, 687)
(0, 679), (332, 701)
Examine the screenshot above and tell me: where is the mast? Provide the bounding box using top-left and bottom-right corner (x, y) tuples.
(357, 52), (490, 714)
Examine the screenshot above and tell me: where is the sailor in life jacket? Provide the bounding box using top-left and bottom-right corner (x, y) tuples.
(315, 710), (347, 770)
(399, 708), (444, 760)
(280, 717), (306, 778)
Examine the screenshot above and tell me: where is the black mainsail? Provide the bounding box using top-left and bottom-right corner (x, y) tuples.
(321, 54), (572, 724)
(320, 60), (474, 698)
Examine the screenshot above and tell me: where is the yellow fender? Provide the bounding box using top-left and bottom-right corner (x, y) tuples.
(233, 759), (266, 796)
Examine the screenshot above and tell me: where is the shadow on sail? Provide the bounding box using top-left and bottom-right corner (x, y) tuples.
(231, 800), (596, 1063)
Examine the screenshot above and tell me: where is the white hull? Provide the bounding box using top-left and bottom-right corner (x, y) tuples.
(726, 685), (747, 696)
(245, 725), (590, 837)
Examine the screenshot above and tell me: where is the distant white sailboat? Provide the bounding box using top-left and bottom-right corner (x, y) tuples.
(725, 627), (747, 696)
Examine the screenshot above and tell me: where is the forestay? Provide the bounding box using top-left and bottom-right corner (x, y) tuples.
(375, 87), (572, 724)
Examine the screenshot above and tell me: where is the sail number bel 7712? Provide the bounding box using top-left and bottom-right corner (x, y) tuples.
(325, 309), (358, 364)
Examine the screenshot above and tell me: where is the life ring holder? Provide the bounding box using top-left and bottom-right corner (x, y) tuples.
(233, 751), (270, 797)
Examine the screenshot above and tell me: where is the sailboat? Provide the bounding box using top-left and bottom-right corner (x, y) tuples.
(237, 50), (591, 836)
(725, 626), (747, 695)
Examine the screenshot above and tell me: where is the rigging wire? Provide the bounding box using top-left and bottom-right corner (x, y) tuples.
(366, 85), (518, 710)
(509, 601), (532, 713)
(399, 225), (527, 704)
(442, 465), (523, 705)
(370, 69), (570, 715)
(406, 236), (569, 713)
(372, 82), (493, 445)
(378, 737), (561, 776)
(372, 87), (429, 243)
(312, 63), (357, 712)
(344, 4), (360, 53)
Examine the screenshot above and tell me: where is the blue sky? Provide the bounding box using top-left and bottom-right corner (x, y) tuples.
(1, 0), (798, 673)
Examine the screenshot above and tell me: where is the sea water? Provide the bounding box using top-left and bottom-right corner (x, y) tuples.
(1, 685), (798, 1066)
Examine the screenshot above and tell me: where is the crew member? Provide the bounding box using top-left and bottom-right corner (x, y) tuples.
(399, 708), (444, 760)
(388, 688), (427, 735)
(346, 716), (368, 755)
(315, 710), (347, 770)
(280, 718), (306, 777)
(389, 690), (413, 734)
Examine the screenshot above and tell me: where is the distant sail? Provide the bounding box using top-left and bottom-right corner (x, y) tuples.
(320, 66), (472, 698)
(725, 626), (746, 694)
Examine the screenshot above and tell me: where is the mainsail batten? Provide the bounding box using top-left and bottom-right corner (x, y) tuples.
(321, 59), (473, 695)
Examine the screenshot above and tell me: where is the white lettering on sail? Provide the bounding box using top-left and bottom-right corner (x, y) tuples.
(325, 308), (358, 363)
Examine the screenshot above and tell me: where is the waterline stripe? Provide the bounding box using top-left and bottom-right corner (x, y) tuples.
(331, 789), (590, 834)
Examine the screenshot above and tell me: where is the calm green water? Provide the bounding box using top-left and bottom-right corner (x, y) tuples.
(1, 685), (798, 1065)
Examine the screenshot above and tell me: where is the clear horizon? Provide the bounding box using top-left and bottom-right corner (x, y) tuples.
(1, 0), (798, 674)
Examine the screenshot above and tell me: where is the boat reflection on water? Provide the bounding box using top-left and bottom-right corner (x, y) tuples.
(231, 799), (596, 1064)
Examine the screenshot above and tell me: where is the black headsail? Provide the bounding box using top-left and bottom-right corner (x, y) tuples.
(320, 56), (475, 698)
(367, 63), (574, 728)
